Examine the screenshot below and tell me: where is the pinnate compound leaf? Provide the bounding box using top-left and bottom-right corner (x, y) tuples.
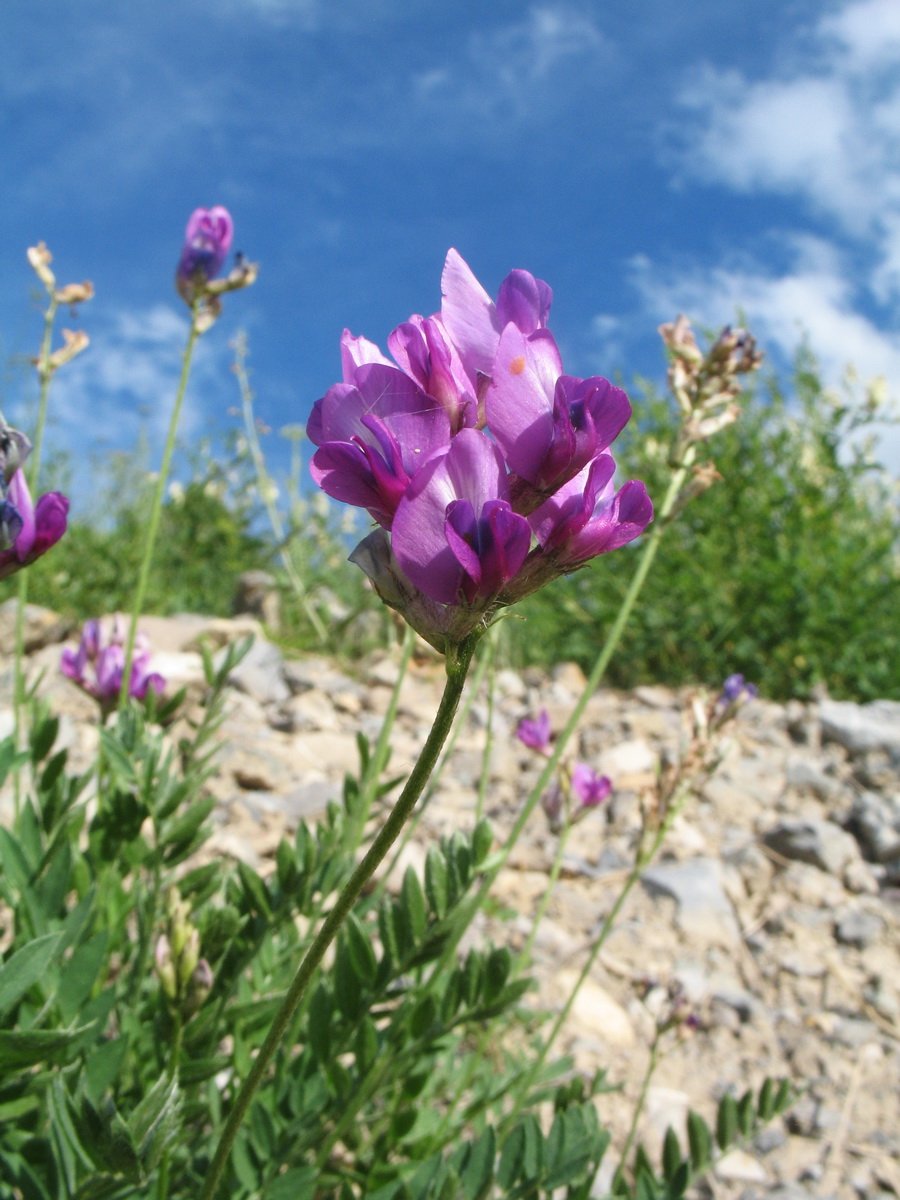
(0, 931), (63, 1017)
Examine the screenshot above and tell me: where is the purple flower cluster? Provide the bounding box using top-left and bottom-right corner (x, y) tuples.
(175, 206), (234, 303)
(0, 429), (68, 581)
(61, 618), (165, 712)
(516, 708), (612, 833)
(308, 250), (652, 650)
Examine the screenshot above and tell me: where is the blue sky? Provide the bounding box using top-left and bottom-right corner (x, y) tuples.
(2, 0), (899, 495)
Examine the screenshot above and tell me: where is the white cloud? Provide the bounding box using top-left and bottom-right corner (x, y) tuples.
(413, 6), (609, 126)
(19, 304), (234, 468)
(627, 237), (900, 471)
(674, 0), (900, 257)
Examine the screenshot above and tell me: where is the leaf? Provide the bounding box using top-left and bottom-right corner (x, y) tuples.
(686, 1111), (712, 1171)
(30, 714), (60, 766)
(757, 1077), (775, 1121)
(237, 861), (272, 918)
(424, 845), (449, 919)
(460, 1125), (495, 1200)
(57, 931), (109, 1023)
(354, 1016), (378, 1073)
(0, 932), (63, 1017)
(482, 947), (511, 1003)
(737, 1090), (755, 1138)
(401, 866), (427, 943)
(0, 1025), (93, 1069)
(307, 981), (333, 1061)
(716, 1093), (739, 1151)
(662, 1127), (682, 1181)
(83, 1038), (129, 1106)
(264, 1166), (317, 1200)
(498, 1122), (526, 1190)
(773, 1079), (793, 1115)
(344, 912), (377, 987)
(471, 819), (493, 866)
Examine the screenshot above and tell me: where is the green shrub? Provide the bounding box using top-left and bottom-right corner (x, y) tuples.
(508, 351), (899, 701)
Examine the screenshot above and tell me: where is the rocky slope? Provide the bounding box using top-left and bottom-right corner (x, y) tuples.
(2, 603), (899, 1200)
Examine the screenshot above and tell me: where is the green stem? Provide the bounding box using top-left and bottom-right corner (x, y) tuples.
(433, 461), (689, 983)
(617, 1030), (663, 1179)
(346, 623), (415, 853)
(13, 296), (59, 812)
(198, 631), (482, 1200)
(374, 638), (491, 901)
(120, 318), (200, 708)
(515, 819), (572, 973)
(474, 630), (496, 825)
(233, 332), (327, 642)
(502, 784), (690, 1129)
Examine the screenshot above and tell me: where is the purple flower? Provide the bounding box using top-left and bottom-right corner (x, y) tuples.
(486, 325), (633, 505)
(391, 429), (531, 606)
(308, 363), (452, 528)
(0, 470), (68, 581)
(570, 763), (612, 808)
(529, 454), (653, 566)
(61, 618), (165, 712)
(176, 206), (233, 302)
(517, 709), (552, 755)
(719, 673), (758, 706)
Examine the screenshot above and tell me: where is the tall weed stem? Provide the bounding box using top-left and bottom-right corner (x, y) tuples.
(199, 631), (483, 1200)
(120, 319), (199, 706)
(13, 294), (59, 808)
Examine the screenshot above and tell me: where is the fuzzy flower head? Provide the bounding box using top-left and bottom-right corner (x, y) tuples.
(0, 469), (68, 581)
(61, 617), (165, 714)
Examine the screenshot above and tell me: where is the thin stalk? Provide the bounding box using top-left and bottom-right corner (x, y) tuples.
(502, 784), (691, 1130)
(13, 295), (59, 811)
(345, 622), (415, 854)
(119, 319), (200, 708)
(199, 631), (483, 1200)
(433, 462), (689, 982)
(617, 1032), (663, 1179)
(374, 640), (492, 900)
(514, 819), (572, 973)
(232, 333), (327, 641)
(474, 631), (496, 825)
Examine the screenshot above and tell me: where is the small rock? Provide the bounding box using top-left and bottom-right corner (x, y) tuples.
(762, 818), (860, 876)
(219, 636), (290, 705)
(820, 699), (900, 756)
(642, 858), (741, 945)
(835, 908), (886, 949)
(0, 600), (70, 651)
(715, 1148), (767, 1184)
(846, 791), (900, 863)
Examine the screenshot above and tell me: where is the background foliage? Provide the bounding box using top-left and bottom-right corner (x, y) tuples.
(17, 352), (900, 701)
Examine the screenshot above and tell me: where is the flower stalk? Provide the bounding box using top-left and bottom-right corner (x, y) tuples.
(199, 630), (483, 1200)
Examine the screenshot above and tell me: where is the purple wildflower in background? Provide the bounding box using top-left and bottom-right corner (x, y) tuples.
(570, 763), (612, 808)
(61, 617), (165, 712)
(176, 206), (233, 303)
(719, 673), (758, 706)
(307, 248), (652, 652)
(0, 470), (68, 581)
(517, 709), (552, 755)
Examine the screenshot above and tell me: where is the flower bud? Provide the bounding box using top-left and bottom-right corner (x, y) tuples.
(27, 243), (55, 291)
(55, 281), (94, 306)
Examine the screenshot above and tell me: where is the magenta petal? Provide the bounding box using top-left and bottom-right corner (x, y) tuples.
(496, 269), (552, 334)
(486, 327), (565, 483)
(439, 248), (500, 382)
(7, 471), (35, 559)
(340, 328), (391, 380)
(32, 493), (69, 555)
